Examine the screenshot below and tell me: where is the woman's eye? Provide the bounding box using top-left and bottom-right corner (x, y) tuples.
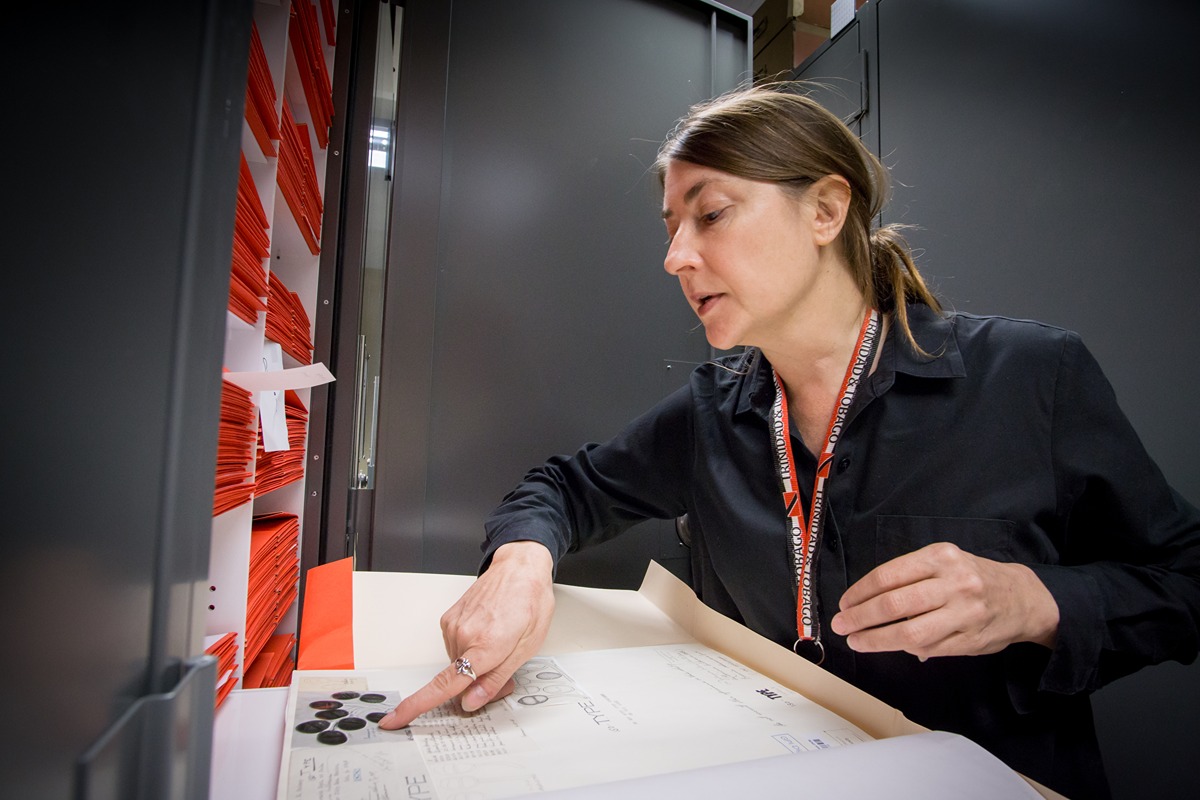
(702, 208), (725, 224)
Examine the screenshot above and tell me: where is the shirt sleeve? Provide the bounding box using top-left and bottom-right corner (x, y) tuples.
(479, 382), (696, 574)
(1030, 331), (1200, 694)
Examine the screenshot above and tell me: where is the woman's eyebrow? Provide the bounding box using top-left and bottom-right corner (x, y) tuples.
(661, 178), (714, 219)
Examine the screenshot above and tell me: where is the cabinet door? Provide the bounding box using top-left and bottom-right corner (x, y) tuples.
(367, 0), (751, 588)
(2, 1), (253, 797)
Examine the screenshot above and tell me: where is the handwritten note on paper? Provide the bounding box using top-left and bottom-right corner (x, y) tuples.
(288, 745), (420, 800)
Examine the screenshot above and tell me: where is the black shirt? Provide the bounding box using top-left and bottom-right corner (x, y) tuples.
(482, 304), (1200, 799)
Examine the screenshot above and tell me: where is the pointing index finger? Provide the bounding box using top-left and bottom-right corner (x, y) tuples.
(377, 660), (476, 730)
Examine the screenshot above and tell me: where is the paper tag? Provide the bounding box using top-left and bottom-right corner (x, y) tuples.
(223, 361), (335, 392)
(259, 341), (290, 452)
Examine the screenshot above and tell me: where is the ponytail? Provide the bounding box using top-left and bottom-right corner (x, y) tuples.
(869, 224), (941, 357)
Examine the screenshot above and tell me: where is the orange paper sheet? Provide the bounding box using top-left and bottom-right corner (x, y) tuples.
(296, 556), (354, 670)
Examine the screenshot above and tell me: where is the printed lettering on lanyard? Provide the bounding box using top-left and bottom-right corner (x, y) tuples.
(770, 308), (881, 664)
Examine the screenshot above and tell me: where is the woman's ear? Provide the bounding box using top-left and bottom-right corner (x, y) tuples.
(810, 175), (852, 246)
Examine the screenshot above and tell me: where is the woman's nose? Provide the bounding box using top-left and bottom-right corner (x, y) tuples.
(663, 230), (697, 276)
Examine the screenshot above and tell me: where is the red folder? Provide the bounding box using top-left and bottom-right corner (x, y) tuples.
(296, 556), (354, 669)
(319, 0), (337, 47)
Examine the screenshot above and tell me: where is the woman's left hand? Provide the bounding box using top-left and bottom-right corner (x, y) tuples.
(829, 542), (1060, 659)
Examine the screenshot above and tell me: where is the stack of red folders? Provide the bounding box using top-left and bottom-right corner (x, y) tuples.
(205, 632), (240, 707)
(255, 390), (308, 496)
(213, 376), (257, 516)
(288, 0), (335, 148)
(243, 632), (297, 689)
(244, 512), (300, 672)
(228, 154), (270, 324)
(244, 20), (281, 158)
(265, 271), (313, 365)
(278, 98), (323, 254)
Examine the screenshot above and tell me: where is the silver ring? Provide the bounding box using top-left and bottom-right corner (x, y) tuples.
(453, 656), (478, 681)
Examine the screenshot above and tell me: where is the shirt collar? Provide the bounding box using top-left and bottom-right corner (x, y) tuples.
(737, 348), (773, 418)
(889, 302), (965, 379)
(735, 303), (965, 419)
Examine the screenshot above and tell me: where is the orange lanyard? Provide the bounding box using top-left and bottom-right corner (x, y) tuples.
(770, 308), (881, 663)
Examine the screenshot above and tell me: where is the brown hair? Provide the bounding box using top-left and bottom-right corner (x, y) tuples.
(655, 82), (940, 354)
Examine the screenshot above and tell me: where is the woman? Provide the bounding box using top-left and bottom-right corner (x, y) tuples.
(380, 84), (1200, 799)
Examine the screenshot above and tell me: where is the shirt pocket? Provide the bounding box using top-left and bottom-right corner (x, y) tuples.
(875, 515), (1018, 565)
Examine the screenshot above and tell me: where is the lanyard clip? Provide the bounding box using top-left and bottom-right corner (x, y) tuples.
(793, 638), (825, 666)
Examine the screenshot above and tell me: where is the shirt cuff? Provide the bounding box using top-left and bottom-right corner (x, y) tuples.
(478, 528), (561, 577)
(1024, 563), (1107, 695)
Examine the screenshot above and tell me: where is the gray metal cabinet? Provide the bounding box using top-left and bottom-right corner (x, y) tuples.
(1, 2), (253, 797)
(798, 2), (1200, 797)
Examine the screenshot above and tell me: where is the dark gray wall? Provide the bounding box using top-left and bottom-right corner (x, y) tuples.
(800, 1), (1199, 797)
(371, 0), (750, 588)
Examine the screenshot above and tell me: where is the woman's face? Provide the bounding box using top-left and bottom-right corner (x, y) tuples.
(661, 159), (826, 352)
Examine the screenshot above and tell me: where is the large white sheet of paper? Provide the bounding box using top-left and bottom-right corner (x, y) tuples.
(280, 642), (876, 800)
(531, 730), (1043, 800)
(287, 564), (1064, 800)
(344, 564), (922, 745)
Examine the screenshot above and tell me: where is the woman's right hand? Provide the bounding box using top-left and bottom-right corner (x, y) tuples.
(378, 540), (556, 729)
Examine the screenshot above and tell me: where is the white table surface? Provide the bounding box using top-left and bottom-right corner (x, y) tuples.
(210, 687), (289, 800)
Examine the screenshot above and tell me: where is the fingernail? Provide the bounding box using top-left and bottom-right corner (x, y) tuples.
(460, 685), (488, 713)
(378, 711), (397, 728)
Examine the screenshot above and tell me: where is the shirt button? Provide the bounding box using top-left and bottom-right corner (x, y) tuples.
(827, 532), (840, 553)
(837, 456), (851, 474)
